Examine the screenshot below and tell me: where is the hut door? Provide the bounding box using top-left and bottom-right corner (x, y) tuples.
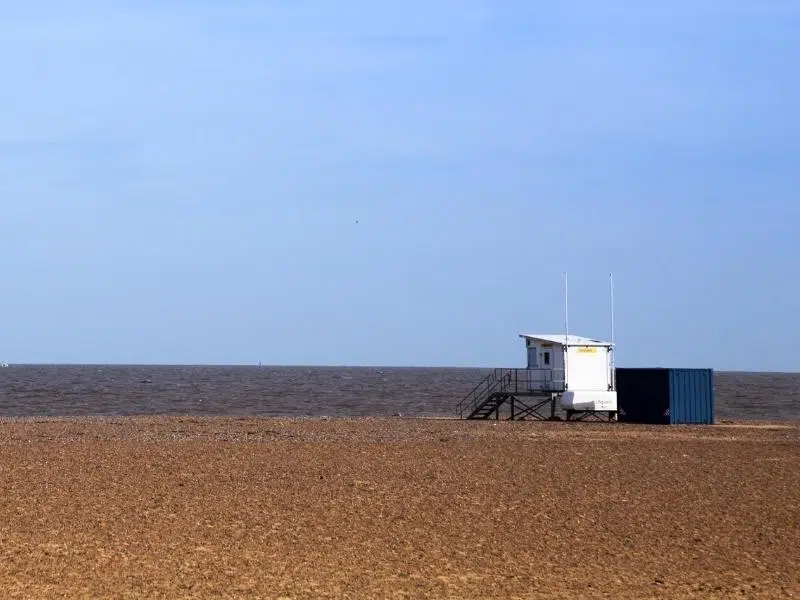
(540, 344), (554, 371)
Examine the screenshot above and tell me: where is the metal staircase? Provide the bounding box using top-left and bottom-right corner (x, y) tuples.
(456, 368), (565, 420)
(456, 369), (512, 419)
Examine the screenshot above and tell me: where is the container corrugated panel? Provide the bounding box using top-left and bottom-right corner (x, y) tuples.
(669, 368), (714, 424)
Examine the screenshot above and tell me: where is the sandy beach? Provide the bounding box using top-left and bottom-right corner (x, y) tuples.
(0, 417), (798, 599)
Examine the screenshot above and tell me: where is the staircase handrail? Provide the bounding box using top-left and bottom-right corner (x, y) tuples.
(456, 368), (504, 418)
(456, 368), (514, 418)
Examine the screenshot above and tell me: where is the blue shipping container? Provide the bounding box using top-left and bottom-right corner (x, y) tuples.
(616, 368), (715, 425)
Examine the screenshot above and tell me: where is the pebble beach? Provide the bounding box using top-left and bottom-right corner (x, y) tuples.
(1, 416), (798, 599)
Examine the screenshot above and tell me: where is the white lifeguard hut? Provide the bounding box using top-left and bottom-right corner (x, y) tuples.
(456, 273), (618, 421)
(520, 333), (617, 417)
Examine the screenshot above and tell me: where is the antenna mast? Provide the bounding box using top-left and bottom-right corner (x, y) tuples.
(564, 271), (569, 389)
(610, 272), (616, 390)
(564, 272), (569, 342)
(610, 272), (615, 350)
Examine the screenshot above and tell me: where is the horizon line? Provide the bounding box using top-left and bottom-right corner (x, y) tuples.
(1, 362), (794, 375)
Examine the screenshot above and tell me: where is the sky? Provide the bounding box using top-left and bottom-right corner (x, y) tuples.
(0, 1), (798, 370)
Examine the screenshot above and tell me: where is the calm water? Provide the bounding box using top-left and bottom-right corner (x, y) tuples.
(0, 365), (798, 421)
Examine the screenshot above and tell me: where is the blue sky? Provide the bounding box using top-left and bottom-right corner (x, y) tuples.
(0, 1), (797, 370)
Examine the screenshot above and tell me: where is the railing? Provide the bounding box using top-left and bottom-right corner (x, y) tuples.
(501, 368), (566, 394)
(456, 368), (566, 418)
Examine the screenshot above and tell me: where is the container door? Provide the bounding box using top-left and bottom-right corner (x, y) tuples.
(616, 369), (670, 424)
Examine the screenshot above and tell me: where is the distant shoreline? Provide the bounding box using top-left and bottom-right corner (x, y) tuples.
(1, 414), (797, 426)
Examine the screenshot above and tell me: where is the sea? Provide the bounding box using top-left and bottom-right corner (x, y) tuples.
(0, 365), (798, 421)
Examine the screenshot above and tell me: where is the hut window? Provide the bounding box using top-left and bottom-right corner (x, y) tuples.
(544, 352), (550, 366)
